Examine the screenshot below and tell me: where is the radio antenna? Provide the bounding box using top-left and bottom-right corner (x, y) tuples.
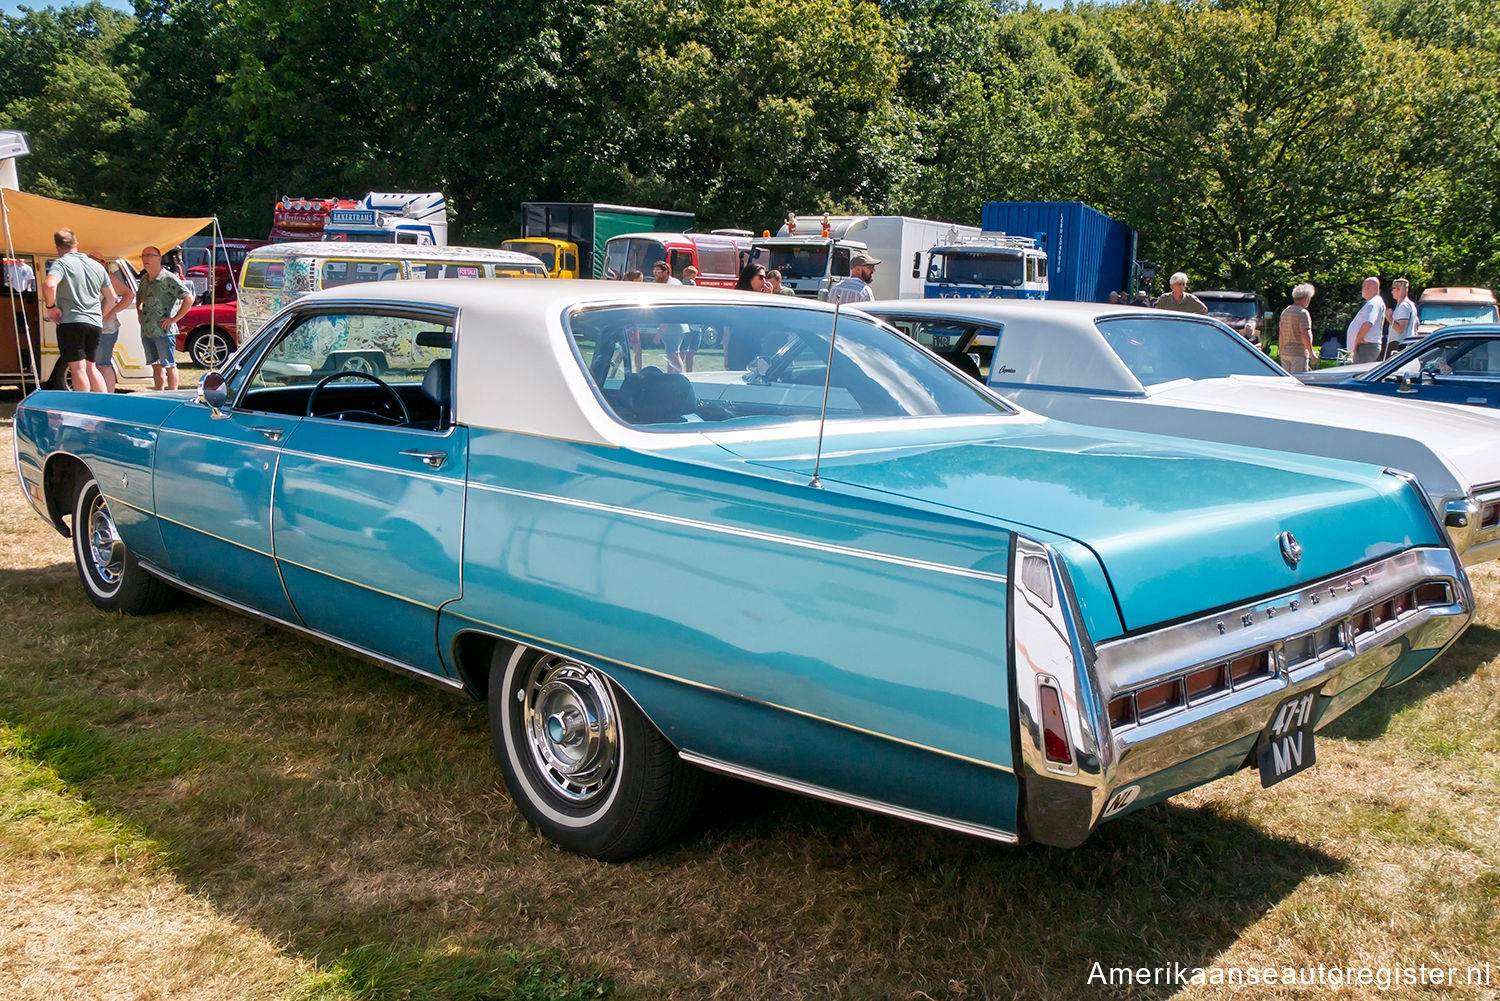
(808, 301), (841, 490)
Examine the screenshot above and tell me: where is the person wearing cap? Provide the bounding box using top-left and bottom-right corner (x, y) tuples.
(828, 251), (880, 305)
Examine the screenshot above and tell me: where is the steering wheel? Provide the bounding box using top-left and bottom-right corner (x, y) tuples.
(305, 370), (411, 425)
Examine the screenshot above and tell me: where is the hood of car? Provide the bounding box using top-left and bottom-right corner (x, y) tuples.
(711, 419), (1437, 633)
(1144, 376), (1500, 490)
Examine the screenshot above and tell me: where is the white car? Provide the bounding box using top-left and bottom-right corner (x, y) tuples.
(865, 299), (1500, 566)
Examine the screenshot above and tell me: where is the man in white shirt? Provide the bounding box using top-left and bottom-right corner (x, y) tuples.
(1386, 278), (1419, 356)
(1345, 276), (1386, 363)
(828, 252), (879, 305)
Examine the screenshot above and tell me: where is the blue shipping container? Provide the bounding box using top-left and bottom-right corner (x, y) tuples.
(979, 201), (1134, 303)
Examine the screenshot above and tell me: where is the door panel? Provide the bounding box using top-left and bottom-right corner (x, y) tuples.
(154, 402), (301, 619)
(273, 421), (466, 677)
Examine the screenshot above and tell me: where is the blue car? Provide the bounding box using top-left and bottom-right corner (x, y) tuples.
(11, 281), (1474, 859)
(1297, 325), (1500, 409)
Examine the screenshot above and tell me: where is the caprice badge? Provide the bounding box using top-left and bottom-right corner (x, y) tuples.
(1279, 531), (1303, 569)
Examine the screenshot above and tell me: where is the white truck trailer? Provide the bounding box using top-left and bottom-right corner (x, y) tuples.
(751, 214), (979, 300)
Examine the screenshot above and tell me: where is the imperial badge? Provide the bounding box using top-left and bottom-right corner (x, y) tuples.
(1278, 531), (1303, 569)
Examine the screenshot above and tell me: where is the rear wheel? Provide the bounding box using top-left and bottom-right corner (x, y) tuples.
(187, 326), (235, 368)
(489, 646), (700, 860)
(71, 476), (176, 613)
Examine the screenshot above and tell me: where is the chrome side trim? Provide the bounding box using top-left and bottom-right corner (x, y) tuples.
(274, 554), (447, 612)
(147, 508), (273, 557)
(678, 751), (1020, 845)
(444, 610), (1015, 774)
(138, 562), (466, 693)
(466, 481), (1009, 584)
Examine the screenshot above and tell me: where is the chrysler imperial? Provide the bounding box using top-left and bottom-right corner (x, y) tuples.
(12, 281), (1474, 859)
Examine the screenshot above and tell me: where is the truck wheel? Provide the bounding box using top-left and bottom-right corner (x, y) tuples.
(187, 326), (235, 368)
(71, 475), (176, 614)
(489, 645), (700, 860)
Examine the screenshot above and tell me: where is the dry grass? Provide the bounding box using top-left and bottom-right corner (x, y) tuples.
(1, 390), (1497, 1000)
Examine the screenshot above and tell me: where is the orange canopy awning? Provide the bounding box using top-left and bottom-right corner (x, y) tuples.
(0, 188), (212, 270)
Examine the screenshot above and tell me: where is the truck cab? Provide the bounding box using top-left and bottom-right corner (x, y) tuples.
(321, 191), (449, 245)
(602, 232), (750, 287)
(751, 214), (976, 300)
(500, 238), (581, 279)
(924, 232), (1048, 300)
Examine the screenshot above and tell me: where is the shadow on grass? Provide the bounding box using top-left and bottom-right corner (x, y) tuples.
(0, 571), (1350, 1001)
(1321, 623), (1496, 742)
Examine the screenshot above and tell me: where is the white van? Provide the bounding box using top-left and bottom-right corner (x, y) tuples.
(237, 242), (548, 345)
(1, 254), (159, 390)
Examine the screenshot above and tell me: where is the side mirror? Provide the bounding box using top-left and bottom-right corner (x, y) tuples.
(199, 371), (229, 415)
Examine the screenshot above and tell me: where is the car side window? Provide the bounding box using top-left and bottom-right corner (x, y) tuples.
(320, 260), (403, 288)
(237, 310), (455, 427)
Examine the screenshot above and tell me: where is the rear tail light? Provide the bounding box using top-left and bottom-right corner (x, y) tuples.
(1230, 650), (1270, 684)
(1134, 678), (1184, 718)
(1350, 609), (1374, 637)
(1414, 582), (1451, 607)
(1392, 590), (1413, 616)
(1185, 663), (1227, 701)
(1371, 599), (1395, 626)
(1038, 683), (1073, 765)
(1482, 502), (1499, 529)
(1108, 695), (1135, 728)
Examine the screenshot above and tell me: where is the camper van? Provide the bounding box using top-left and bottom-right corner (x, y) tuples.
(236, 242), (548, 346)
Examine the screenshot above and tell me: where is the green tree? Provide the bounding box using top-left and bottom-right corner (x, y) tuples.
(0, 3), (145, 206)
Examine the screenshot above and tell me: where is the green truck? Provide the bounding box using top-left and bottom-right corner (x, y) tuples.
(516, 202), (694, 279)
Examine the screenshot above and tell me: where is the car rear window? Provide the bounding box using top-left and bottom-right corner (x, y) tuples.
(1095, 316), (1281, 386)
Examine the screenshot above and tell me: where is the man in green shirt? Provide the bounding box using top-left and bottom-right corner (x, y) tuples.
(136, 245), (194, 391)
(1153, 272), (1209, 314)
(43, 227), (115, 392)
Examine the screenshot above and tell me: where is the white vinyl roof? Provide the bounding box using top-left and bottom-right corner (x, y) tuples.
(286, 279), (918, 446)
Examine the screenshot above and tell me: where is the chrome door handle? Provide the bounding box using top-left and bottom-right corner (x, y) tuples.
(399, 449), (447, 469)
(251, 426), (284, 442)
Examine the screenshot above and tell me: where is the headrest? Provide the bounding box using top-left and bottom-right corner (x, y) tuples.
(422, 358), (452, 407)
(622, 366), (696, 423)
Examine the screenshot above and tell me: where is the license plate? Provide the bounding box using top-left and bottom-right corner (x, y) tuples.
(1256, 689), (1318, 787)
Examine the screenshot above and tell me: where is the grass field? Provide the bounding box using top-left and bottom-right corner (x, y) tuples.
(1, 391), (1496, 1001)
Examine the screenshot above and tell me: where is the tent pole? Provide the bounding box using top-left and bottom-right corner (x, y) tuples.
(1, 188), (41, 391)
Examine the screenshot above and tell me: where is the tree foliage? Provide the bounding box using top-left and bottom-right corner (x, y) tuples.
(3, 0), (1499, 309)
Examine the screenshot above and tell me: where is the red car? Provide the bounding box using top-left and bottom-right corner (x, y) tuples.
(174, 299), (239, 368)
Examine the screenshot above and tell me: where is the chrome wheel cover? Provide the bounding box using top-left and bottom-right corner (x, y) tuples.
(519, 656), (619, 805)
(86, 492), (125, 586)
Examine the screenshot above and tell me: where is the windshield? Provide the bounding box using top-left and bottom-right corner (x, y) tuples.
(567, 303), (1007, 430)
(504, 242), (556, 270)
(1095, 316), (1282, 386)
(760, 246), (830, 281)
(1422, 303), (1498, 326)
(928, 250), (1024, 287)
(1201, 299), (1257, 318)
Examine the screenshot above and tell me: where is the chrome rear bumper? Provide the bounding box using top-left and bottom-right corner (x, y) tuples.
(1013, 542), (1472, 848)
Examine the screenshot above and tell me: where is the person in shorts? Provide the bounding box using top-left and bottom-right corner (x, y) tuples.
(136, 245), (194, 390)
(88, 253), (135, 393)
(42, 228), (114, 392)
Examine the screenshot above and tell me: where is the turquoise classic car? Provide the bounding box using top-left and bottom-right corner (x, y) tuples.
(12, 281), (1474, 860)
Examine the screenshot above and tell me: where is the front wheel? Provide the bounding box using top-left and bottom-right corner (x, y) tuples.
(489, 646), (700, 860)
(187, 326), (235, 368)
(71, 476), (176, 613)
